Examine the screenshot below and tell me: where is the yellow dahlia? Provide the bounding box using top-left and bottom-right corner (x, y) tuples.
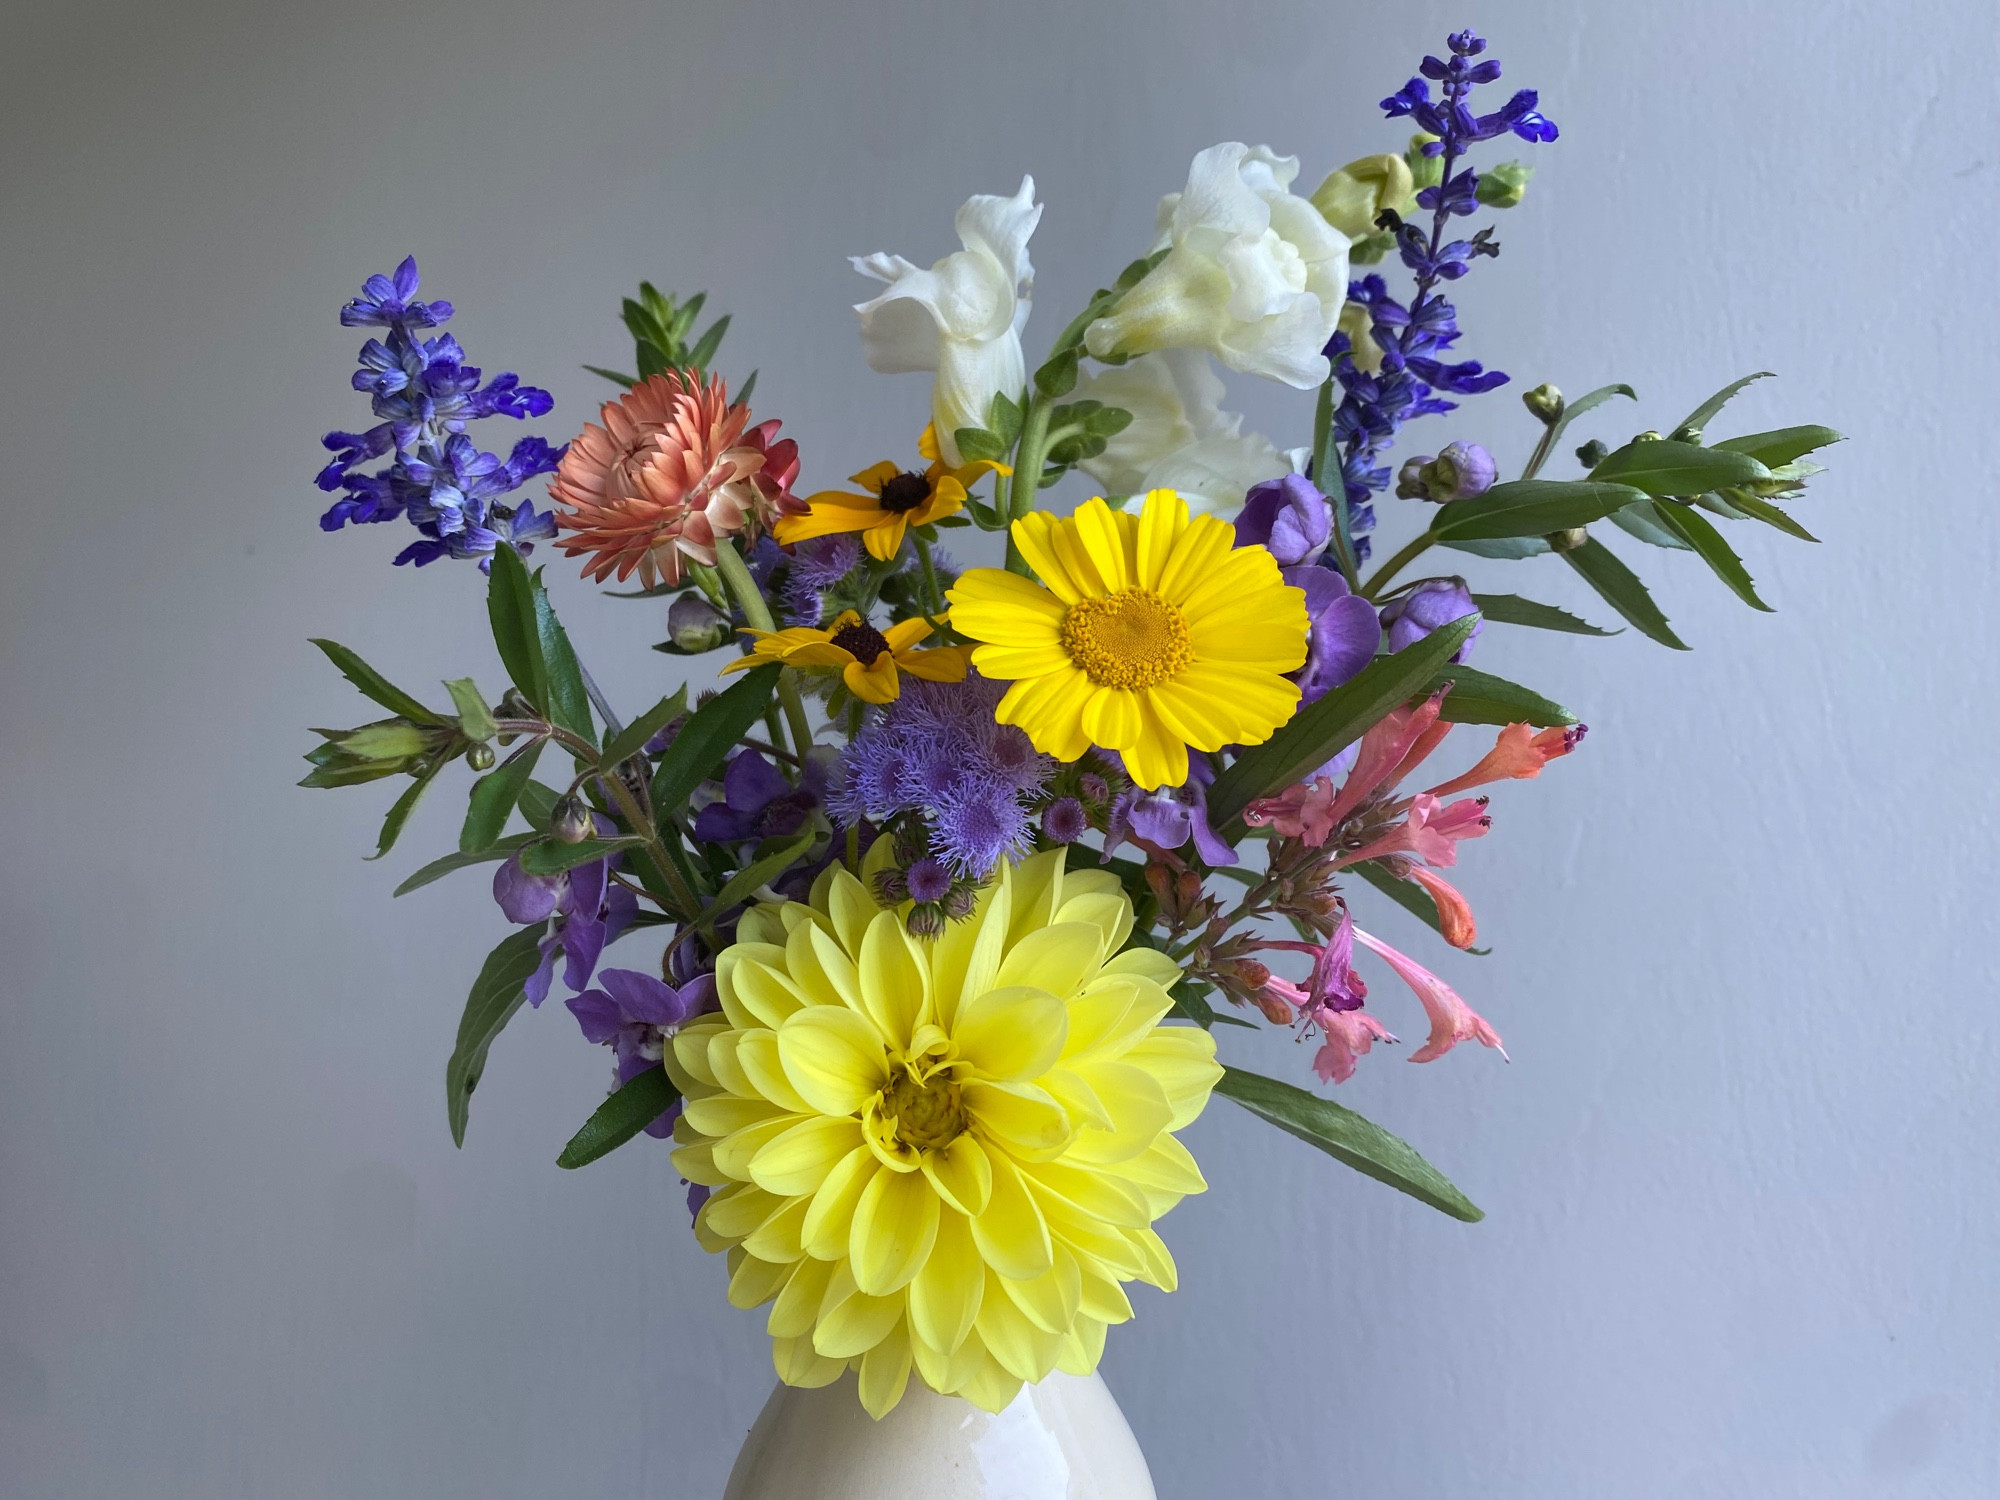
(774, 426), (1008, 562)
(946, 489), (1309, 790)
(665, 848), (1220, 1418)
(719, 609), (971, 705)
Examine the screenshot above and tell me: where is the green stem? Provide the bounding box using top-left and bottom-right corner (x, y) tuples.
(913, 533), (944, 614)
(1004, 396), (1054, 575)
(713, 539), (814, 755)
(1360, 530), (1438, 602)
(1312, 378), (1360, 590)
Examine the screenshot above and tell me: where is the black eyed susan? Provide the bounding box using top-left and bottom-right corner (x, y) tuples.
(722, 609), (970, 704)
(946, 490), (1309, 789)
(774, 428), (1008, 562)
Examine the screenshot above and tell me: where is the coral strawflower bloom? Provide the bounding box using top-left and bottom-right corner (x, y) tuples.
(664, 848), (1221, 1417)
(550, 370), (799, 587)
(947, 490), (1308, 790)
(721, 609), (970, 705)
(776, 427), (1007, 562)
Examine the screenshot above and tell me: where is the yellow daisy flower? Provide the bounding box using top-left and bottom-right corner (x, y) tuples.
(946, 489), (1309, 790)
(721, 609), (970, 704)
(665, 847), (1220, 1418)
(774, 426), (1009, 562)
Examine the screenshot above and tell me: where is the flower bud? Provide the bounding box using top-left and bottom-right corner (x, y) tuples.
(1575, 438), (1609, 469)
(1380, 578), (1483, 662)
(1521, 382), (1564, 424)
(941, 885), (978, 921)
(904, 903), (945, 939)
(667, 592), (730, 653)
(1310, 153), (1416, 241)
(1474, 160), (1533, 209)
(466, 741), (497, 772)
(551, 795), (596, 844)
(1546, 527), (1590, 552)
(1412, 442), (1497, 503)
(1396, 457), (1435, 500)
(336, 720), (429, 762)
(1405, 133), (1444, 190)
(1336, 301), (1386, 374)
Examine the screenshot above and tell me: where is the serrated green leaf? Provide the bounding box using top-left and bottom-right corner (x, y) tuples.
(651, 665), (780, 816)
(1427, 664), (1579, 727)
(298, 759), (408, 789)
(395, 833), (536, 897)
(1717, 489), (1820, 542)
(1607, 498), (1694, 550)
(444, 678), (498, 742)
(1562, 538), (1688, 650)
(1536, 382), (1637, 460)
(1589, 439), (1769, 497)
(486, 546), (547, 712)
(1712, 424), (1845, 467)
(531, 574), (595, 744)
(557, 1067), (681, 1169)
(518, 836), (645, 876)
(446, 926), (547, 1146)
(1207, 616), (1479, 827)
(1215, 1066), (1483, 1221)
(1441, 535), (1551, 560)
(1469, 593), (1616, 636)
(601, 687), (689, 770)
(1675, 371), (1774, 435)
(1349, 860), (1489, 955)
(309, 639), (443, 724)
(1648, 501), (1773, 611)
(460, 742), (545, 853)
(1432, 480), (1646, 541)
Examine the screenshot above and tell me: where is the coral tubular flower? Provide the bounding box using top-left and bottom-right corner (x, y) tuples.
(776, 427), (1006, 563)
(721, 609), (969, 705)
(1353, 927), (1506, 1064)
(947, 491), (1308, 791)
(550, 371), (799, 587)
(665, 849), (1222, 1418)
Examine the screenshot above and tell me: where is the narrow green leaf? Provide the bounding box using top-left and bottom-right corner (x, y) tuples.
(583, 365), (639, 388)
(1469, 593), (1616, 636)
(1426, 665), (1579, 727)
(736, 369), (759, 405)
(309, 639), (442, 724)
(1432, 479), (1646, 541)
(518, 836), (646, 876)
(1607, 498), (1694, 550)
(1711, 424), (1845, 467)
(557, 1067), (681, 1169)
(460, 743), (545, 853)
(651, 665), (780, 816)
(1536, 382), (1637, 460)
(1442, 535), (1550, 560)
(685, 830), (816, 940)
(1561, 538), (1688, 650)
(1215, 1066), (1483, 1221)
(1349, 860), (1489, 955)
(299, 760), (407, 789)
(601, 687), (689, 770)
(444, 678), (498, 742)
(686, 314), (731, 373)
(531, 576), (595, 743)
(1207, 616), (1479, 827)
(395, 833), (535, 897)
(486, 546), (547, 712)
(1589, 439), (1770, 497)
(1675, 371), (1774, 435)
(367, 762), (445, 861)
(516, 779), (562, 833)
(1718, 489), (1820, 542)
(1648, 502), (1774, 612)
(446, 926), (547, 1146)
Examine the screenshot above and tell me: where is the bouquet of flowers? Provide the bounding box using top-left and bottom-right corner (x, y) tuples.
(303, 30), (1838, 1420)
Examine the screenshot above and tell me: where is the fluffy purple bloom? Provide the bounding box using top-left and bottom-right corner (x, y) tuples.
(693, 752), (821, 843)
(905, 857), (953, 903)
(1381, 578), (1483, 662)
(1042, 797), (1088, 845)
(493, 846), (637, 1007)
(930, 775), (1031, 877)
(568, 969), (718, 1139)
(1107, 757), (1236, 867)
(780, 534), (863, 625)
(1234, 474), (1332, 566)
(1288, 565), (1381, 703)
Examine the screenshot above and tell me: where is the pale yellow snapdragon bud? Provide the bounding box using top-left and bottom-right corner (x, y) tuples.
(1310, 153), (1417, 241)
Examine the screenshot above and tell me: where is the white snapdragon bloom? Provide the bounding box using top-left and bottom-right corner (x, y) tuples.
(851, 177), (1041, 466)
(1085, 144), (1350, 389)
(1072, 348), (1288, 516)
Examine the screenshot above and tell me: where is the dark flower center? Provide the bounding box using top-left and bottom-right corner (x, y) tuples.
(876, 471), (933, 514)
(830, 620), (892, 664)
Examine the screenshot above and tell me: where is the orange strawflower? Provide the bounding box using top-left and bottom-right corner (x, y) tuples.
(550, 371), (800, 587)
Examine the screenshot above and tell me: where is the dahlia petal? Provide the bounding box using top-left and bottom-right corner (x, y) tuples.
(777, 1006), (890, 1116)
(963, 1080), (1073, 1160)
(998, 1247), (1083, 1334)
(969, 1150), (1054, 1280)
(801, 1148), (880, 1260)
(856, 1319), (915, 1419)
(850, 1166), (940, 1295)
(909, 1207), (985, 1353)
(749, 1115), (866, 1197)
(921, 1133), (995, 1218)
(856, 911), (930, 1048)
(952, 984), (1069, 1081)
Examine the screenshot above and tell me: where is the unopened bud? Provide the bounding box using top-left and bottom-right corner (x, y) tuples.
(1405, 133), (1444, 190)
(1396, 456), (1435, 500)
(551, 795), (596, 844)
(1546, 527), (1590, 553)
(942, 885), (978, 921)
(1522, 382), (1564, 424)
(1311, 153), (1416, 241)
(1636, 429), (1664, 443)
(1575, 438), (1609, 469)
(1474, 160), (1533, 209)
(1336, 301), (1386, 374)
(1410, 442), (1497, 503)
(904, 904), (945, 939)
(667, 592), (729, 653)
(466, 741), (497, 772)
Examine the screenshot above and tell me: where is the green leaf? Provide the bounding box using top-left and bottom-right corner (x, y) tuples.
(516, 779), (562, 833)
(584, 365), (639, 387)
(987, 390), (1024, 445)
(1035, 347), (1079, 399)
(1647, 501), (1773, 612)
(1208, 616), (1480, 827)
(1442, 535), (1551, 560)
(1214, 1066), (1483, 1221)
(486, 546), (547, 712)
(309, 639), (443, 724)
(634, 339), (671, 381)
(444, 678), (498, 742)
(651, 665), (780, 816)
(532, 576), (595, 743)
(518, 836), (646, 876)
(736, 369), (759, 406)
(460, 742), (545, 853)
(394, 833), (535, 897)
(1432, 479), (1646, 541)
(1562, 538), (1688, 650)
(1537, 382), (1637, 459)
(685, 830), (815, 940)
(299, 760), (408, 789)
(1469, 593), (1616, 636)
(686, 313), (730, 372)
(1712, 424), (1845, 467)
(446, 926), (547, 1147)
(1349, 860), (1489, 955)
(1427, 665), (1579, 727)
(557, 1067), (682, 1169)
(1607, 498), (1694, 551)
(601, 687), (689, 769)
(953, 427), (1008, 464)
(1589, 439), (1770, 497)
(367, 761), (445, 861)
(1675, 371), (1773, 435)
(1717, 489), (1820, 542)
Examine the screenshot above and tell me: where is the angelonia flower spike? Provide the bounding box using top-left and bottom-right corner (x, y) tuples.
(300, 28), (1840, 1418)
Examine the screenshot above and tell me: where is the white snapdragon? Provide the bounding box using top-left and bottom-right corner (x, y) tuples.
(1072, 348), (1288, 516)
(1085, 144), (1350, 389)
(851, 177), (1041, 466)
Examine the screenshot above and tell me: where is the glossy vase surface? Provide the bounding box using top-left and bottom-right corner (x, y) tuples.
(722, 1370), (1156, 1500)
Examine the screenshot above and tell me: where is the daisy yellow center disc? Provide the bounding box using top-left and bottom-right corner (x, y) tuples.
(1059, 588), (1192, 690)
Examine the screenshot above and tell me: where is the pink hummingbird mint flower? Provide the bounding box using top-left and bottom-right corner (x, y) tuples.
(1313, 1008), (1399, 1085)
(1241, 772), (1341, 843)
(1407, 865), (1478, 948)
(1242, 685), (1454, 846)
(1425, 722), (1587, 800)
(1353, 926), (1507, 1065)
(1335, 790), (1491, 869)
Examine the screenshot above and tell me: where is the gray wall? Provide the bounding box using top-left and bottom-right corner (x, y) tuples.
(2, 1), (1994, 1495)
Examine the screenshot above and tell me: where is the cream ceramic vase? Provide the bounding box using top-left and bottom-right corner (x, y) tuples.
(722, 1370), (1157, 1499)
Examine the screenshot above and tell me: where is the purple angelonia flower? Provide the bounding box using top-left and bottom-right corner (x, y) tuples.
(1107, 757), (1237, 867)
(692, 752), (822, 843)
(1380, 578), (1483, 663)
(493, 845), (638, 1007)
(1288, 564), (1381, 705)
(567, 969), (718, 1137)
(1234, 473), (1332, 566)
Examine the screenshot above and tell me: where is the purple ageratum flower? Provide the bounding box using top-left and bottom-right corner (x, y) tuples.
(692, 751), (822, 843)
(1107, 756), (1237, 867)
(1042, 798), (1088, 845)
(930, 774), (1031, 877)
(1288, 564), (1382, 704)
(1380, 578), (1483, 663)
(1234, 473), (1332, 566)
(493, 846), (638, 1007)
(567, 969), (719, 1138)
(905, 857), (953, 903)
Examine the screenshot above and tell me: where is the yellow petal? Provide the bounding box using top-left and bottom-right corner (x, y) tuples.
(964, 1080), (1074, 1160)
(850, 1164), (941, 1295)
(843, 656), (902, 703)
(1051, 890), (1133, 960)
(994, 666), (1096, 761)
(1107, 1130), (1208, 1201)
(699, 1182), (783, 1242)
(883, 616), (936, 651)
(1002, 850), (1068, 947)
(1133, 489), (1187, 591)
(1122, 1029), (1223, 1129)
(973, 1268), (1064, 1382)
(856, 910), (930, 1048)
(1057, 1061), (1173, 1164)
(670, 1139), (729, 1187)
(772, 1333), (847, 1389)
(801, 1146), (879, 1260)
(997, 1244), (1082, 1334)
(956, 1345), (1025, 1414)
(1099, 945), (1185, 990)
(1010, 513), (1086, 604)
(920, 1132), (994, 1217)
(777, 1006), (888, 1117)
(734, 1028), (813, 1114)
(964, 643), (1072, 679)
(1076, 1258), (1134, 1325)
(1055, 1315), (1108, 1377)
(969, 1150), (1052, 1280)
(1080, 684), (1143, 751)
(1153, 508), (1235, 603)
(682, 1093), (787, 1140)
(813, 1281), (906, 1361)
(950, 984), (1068, 1081)
(946, 567), (1067, 644)
(797, 921), (863, 1011)
(713, 1113), (809, 1181)
(750, 1115), (866, 1197)
(1070, 497), (1136, 594)
(823, 867), (879, 956)
(862, 515), (909, 563)
(1129, 1225), (1179, 1291)
(768, 1254), (835, 1340)
(908, 1206), (984, 1355)
(894, 646), (971, 683)
(848, 461), (902, 494)
(742, 1195), (811, 1262)
(857, 1318), (915, 1417)
(1022, 1158), (1152, 1229)
(994, 921), (1104, 1000)
(724, 958), (807, 1032)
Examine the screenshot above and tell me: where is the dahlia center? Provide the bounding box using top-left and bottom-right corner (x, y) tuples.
(880, 1063), (966, 1151)
(876, 471), (934, 514)
(1060, 588), (1192, 689)
(830, 620), (892, 664)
